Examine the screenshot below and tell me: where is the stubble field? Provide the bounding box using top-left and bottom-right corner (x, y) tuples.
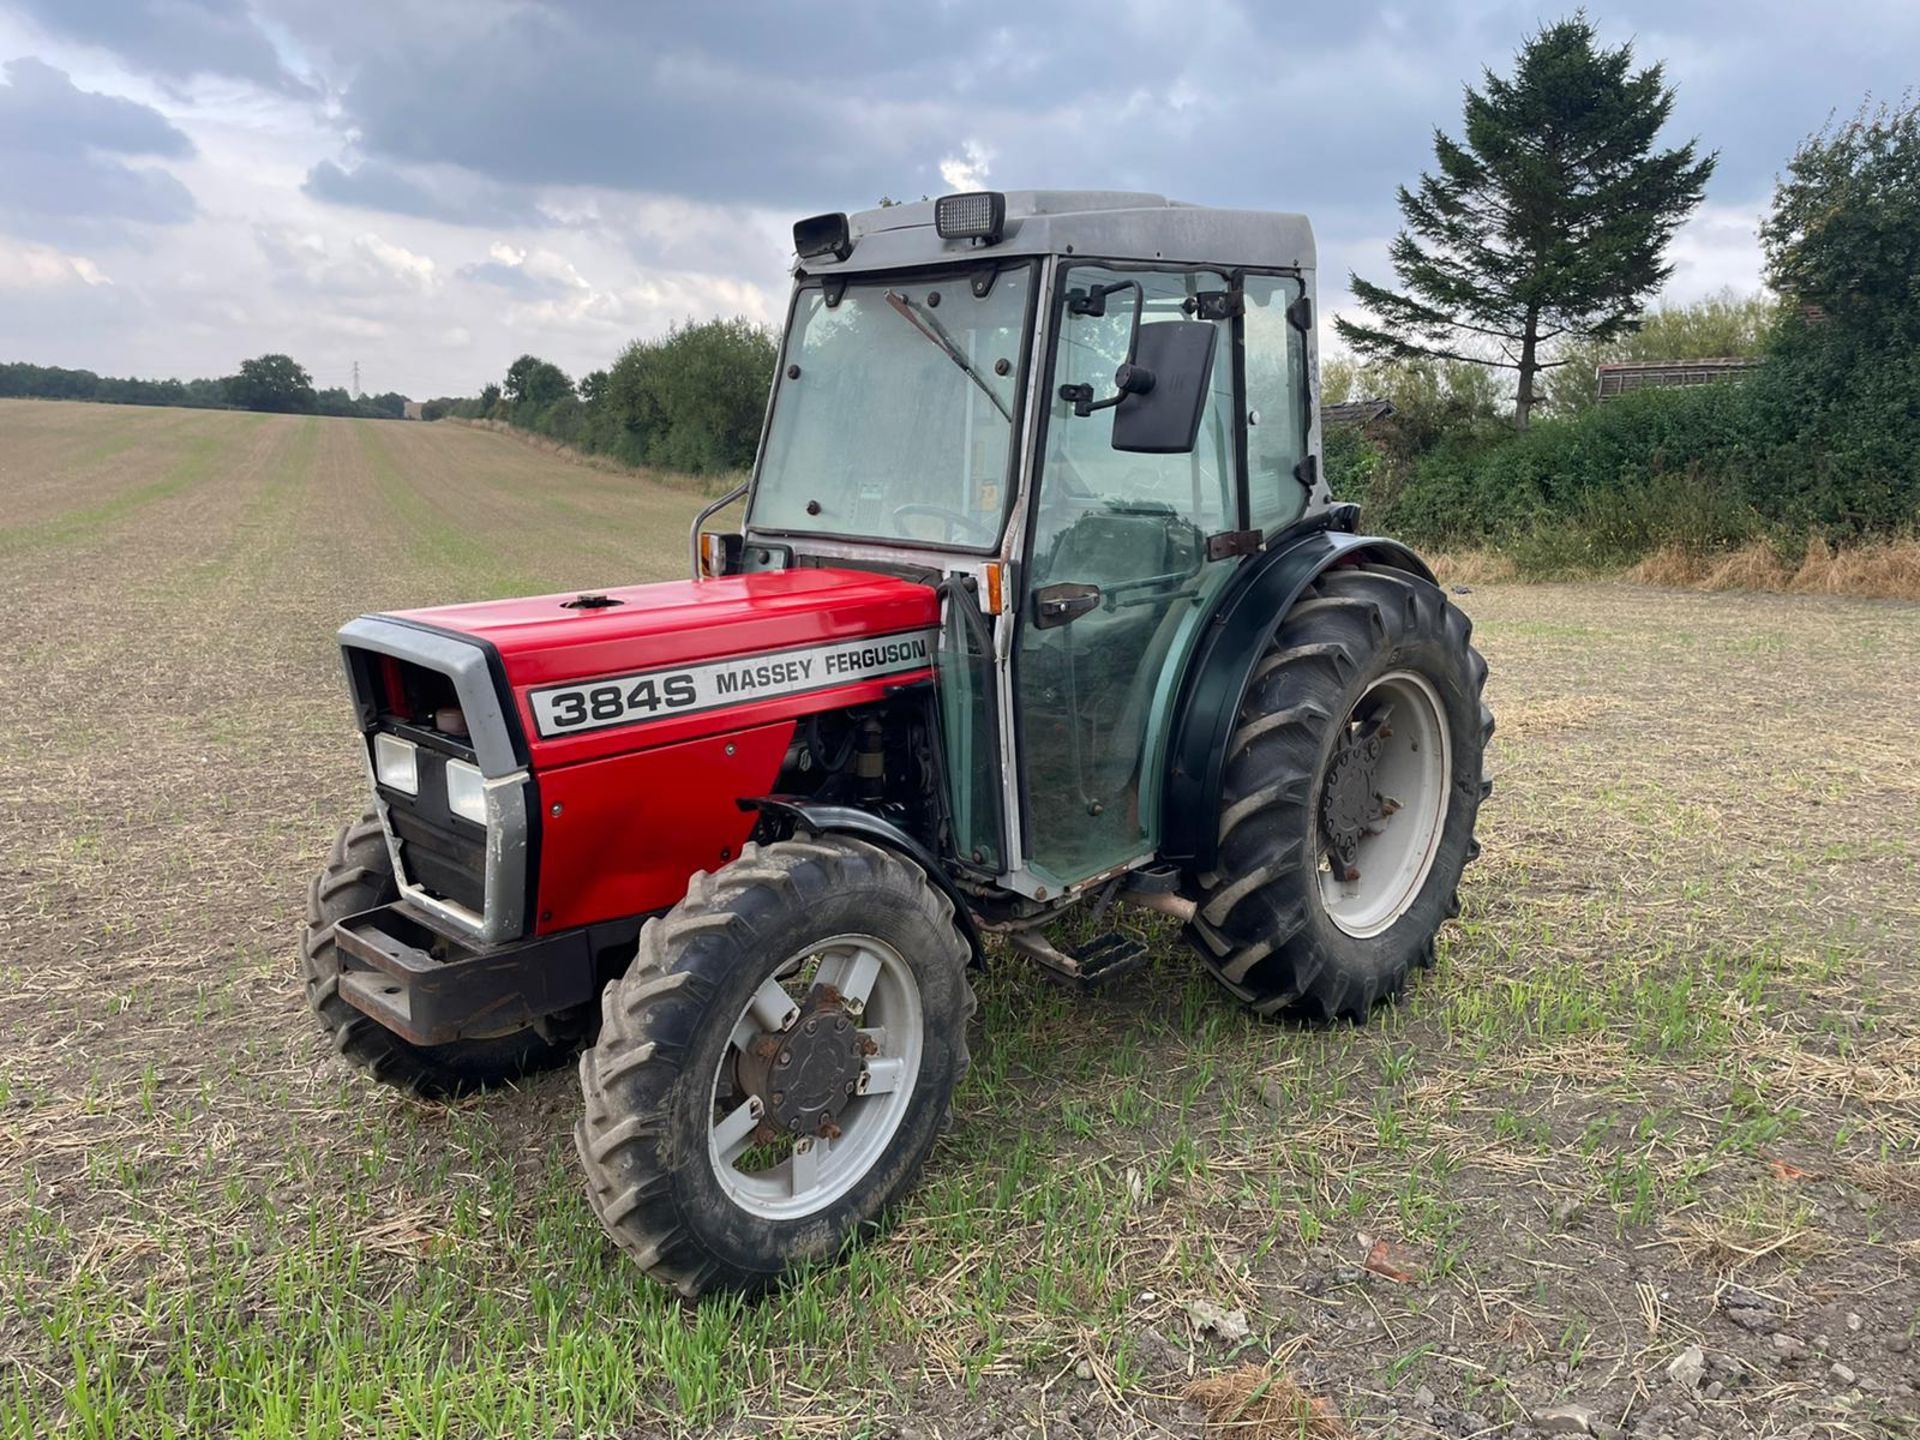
(1, 398), (1916, 1439)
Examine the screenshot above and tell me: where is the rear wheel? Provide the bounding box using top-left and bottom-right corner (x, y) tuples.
(299, 813), (582, 1097)
(575, 836), (975, 1297)
(1189, 564), (1492, 1019)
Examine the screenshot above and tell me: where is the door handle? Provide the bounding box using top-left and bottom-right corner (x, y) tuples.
(1032, 581), (1102, 629)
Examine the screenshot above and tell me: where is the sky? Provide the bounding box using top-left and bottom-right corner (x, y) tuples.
(0, 1), (1914, 400)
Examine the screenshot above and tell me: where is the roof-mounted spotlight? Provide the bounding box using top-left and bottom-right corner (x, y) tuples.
(934, 190), (1005, 244)
(793, 211), (853, 262)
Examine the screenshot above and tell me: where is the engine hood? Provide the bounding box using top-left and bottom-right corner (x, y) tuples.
(376, 567), (941, 764)
(389, 568), (938, 688)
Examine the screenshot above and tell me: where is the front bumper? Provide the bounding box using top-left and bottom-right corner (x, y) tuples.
(331, 901), (611, 1046)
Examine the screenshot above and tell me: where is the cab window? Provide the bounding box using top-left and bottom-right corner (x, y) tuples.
(1243, 273), (1311, 533)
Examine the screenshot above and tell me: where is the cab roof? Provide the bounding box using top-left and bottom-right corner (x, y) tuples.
(800, 190), (1315, 276)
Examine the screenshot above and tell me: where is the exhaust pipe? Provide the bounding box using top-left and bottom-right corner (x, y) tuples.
(1117, 889), (1195, 924)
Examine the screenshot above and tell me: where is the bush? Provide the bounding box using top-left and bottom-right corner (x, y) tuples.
(1742, 315), (1920, 535)
(607, 318), (777, 474)
(478, 319), (777, 477)
(1344, 382), (1761, 565)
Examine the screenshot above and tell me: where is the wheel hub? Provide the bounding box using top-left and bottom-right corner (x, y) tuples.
(1320, 711), (1394, 878)
(735, 986), (867, 1137)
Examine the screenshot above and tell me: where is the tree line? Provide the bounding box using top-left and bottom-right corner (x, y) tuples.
(429, 317), (778, 477)
(1, 353), (412, 419)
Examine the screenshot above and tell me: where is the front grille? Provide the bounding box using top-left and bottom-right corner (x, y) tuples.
(388, 806), (487, 913)
(379, 742), (488, 915)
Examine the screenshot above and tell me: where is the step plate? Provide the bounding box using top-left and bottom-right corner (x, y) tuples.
(1009, 928), (1150, 988)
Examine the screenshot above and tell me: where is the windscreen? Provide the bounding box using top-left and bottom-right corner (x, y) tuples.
(750, 266), (1034, 548)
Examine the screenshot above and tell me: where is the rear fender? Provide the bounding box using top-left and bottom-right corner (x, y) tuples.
(1159, 529), (1436, 872)
(737, 798), (987, 968)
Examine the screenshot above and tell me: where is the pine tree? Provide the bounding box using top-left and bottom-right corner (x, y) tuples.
(1335, 15), (1715, 429)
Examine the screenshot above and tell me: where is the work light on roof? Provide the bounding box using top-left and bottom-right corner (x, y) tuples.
(793, 211), (853, 262)
(934, 190), (1005, 243)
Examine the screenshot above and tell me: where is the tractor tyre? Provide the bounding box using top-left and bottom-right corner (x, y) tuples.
(300, 813), (582, 1098)
(1189, 564), (1492, 1020)
(575, 836), (975, 1298)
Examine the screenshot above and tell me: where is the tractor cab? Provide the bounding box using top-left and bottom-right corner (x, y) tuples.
(716, 191), (1325, 899)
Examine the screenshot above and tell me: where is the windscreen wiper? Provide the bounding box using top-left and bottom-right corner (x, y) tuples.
(883, 289), (1013, 423)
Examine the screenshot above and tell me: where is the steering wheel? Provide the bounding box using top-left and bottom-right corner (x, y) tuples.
(893, 504), (993, 545)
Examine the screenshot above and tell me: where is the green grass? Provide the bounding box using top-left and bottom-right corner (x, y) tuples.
(0, 417), (247, 554)
(356, 422), (556, 599)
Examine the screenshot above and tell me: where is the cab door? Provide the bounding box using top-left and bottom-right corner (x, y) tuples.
(935, 571), (1006, 873)
(1014, 267), (1243, 889)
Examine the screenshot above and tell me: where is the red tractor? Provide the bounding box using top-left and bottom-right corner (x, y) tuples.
(303, 190), (1491, 1296)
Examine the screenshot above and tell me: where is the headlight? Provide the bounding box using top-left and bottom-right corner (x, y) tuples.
(444, 759), (487, 826)
(372, 733), (418, 794)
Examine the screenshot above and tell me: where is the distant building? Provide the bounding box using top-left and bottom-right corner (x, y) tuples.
(1323, 398), (1397, 428)
(1595, 357), (1758, 401)
(404, 400), (425, 420)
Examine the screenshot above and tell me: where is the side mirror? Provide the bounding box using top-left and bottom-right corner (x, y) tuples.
(1111, 321), (1217, 454)
(1058, 280), (1218, 457)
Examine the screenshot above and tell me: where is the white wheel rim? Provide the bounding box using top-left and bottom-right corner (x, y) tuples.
(706, 934), (923, 1221)
(1318, 670), (1452, 939)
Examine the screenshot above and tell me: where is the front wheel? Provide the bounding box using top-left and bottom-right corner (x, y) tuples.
(574, 837), (975, 1297)
(1190, 563), (1492, 1019)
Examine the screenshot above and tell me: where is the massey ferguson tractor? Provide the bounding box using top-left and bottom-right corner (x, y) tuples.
(302, 190), (1491, 1297)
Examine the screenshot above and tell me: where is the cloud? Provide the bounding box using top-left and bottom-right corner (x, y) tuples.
(454, 240), (771, 342)
(0, 58), (196, 236)
(938, 141), (992, 192)
(0, 56), (192, 157)
(459, 243), (588, 299)
(356, 232), (438, 290)
(10, 0), (1920, 400)
(254, 0), (1468, 213)
(247, 0), (1920, 229)
(303, 158), (545, 228)
(0, 236), (114, 288)
(253, 224), (438, 296)
(1663, 201), (1768, 301)
(10, 0), (313, 95)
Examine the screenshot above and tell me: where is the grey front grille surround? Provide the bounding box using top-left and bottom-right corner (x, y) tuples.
(337, 615), (531, 946)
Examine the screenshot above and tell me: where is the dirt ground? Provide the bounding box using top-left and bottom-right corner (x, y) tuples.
(1, 399), (1915, 1439)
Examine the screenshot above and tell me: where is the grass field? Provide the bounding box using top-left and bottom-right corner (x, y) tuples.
(1, 398), (1916, 1440)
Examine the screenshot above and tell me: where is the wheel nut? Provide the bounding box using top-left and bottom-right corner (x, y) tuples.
(771, 1091), (785, 1106)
